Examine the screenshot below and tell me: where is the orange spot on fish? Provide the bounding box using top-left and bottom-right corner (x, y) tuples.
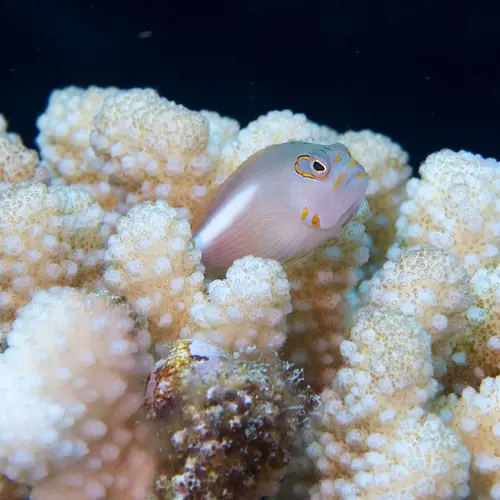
(312, 214), (320, 227)
(356, 172), (367, 179)
(334, 153), (341, 163)
(301, 207), (309, 220)
(347, 160), (358, 167)
(333, 173), (346, 191)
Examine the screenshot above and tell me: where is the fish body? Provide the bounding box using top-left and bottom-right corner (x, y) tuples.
(193, 141), (369, 277)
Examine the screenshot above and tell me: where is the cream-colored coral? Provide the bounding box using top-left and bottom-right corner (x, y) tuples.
(0, 133), (49, 191)
(36, 85), (125, 214)
(440, 375), (500, 499)
(0, 181), (108, 341)
(327, 307), (437, 418)
(104, 200), (204, 343)
(104, 200), (293, 352)
(443, 265), (500, 393)
(367, 245), (473, 375)
(91, 88), (216, 221)
(307, 307), (470, 499)
(36, 85), (119, 182)
(310, 409), (470, 499)
(187, 255), (292, 352)
(391, 149), (500, 275)
(199, 109), (240, 157)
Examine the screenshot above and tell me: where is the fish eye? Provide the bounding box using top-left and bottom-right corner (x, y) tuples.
(310, 159), (329, 178)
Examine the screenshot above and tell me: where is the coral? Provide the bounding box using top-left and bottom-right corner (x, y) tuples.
(145, 339), (311, 500)
(198, 109), (240, 157)
(307, 307), (470, 499)
(391, 149), (500, 275)
(443, 265), (500, 393)
(90, 88), (218, 221)
(439, 375), (500, 499)
(104, 199), (204, 343)
(187, 255), (292, 352)
(0, 181), (108, 342)
(0, 286), (154, 498)
(104, 199), (293, 351)
(36, 85), (124, 214)
(0, 133), (49, 190)
(367, 246), (472, 342)
(325, 307), (437, 419)
(36, 87), (241, 227)
(311, 410), (470, 499)
(366, 245), (474, 378)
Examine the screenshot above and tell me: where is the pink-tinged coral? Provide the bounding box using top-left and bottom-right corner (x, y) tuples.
(0, 181), (108, 343)
(439, 375), (500, 499)
(145, 339), (311, 500)
(391, 149), (500, 275)
(307, 307), (470, 499)
(104, 199), (292, 352)
(0, 286), (154, 498)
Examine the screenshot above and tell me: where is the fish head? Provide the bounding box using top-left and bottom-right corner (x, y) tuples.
(291, 143), (369, 231)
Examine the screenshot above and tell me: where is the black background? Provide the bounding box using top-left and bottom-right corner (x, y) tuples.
(1, 0), (499, 173)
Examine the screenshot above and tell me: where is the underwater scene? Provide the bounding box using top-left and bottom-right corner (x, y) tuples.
(1, 0), (500, 498)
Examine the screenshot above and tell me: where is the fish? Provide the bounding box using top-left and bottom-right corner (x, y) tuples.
(192, 141), (369, 277)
